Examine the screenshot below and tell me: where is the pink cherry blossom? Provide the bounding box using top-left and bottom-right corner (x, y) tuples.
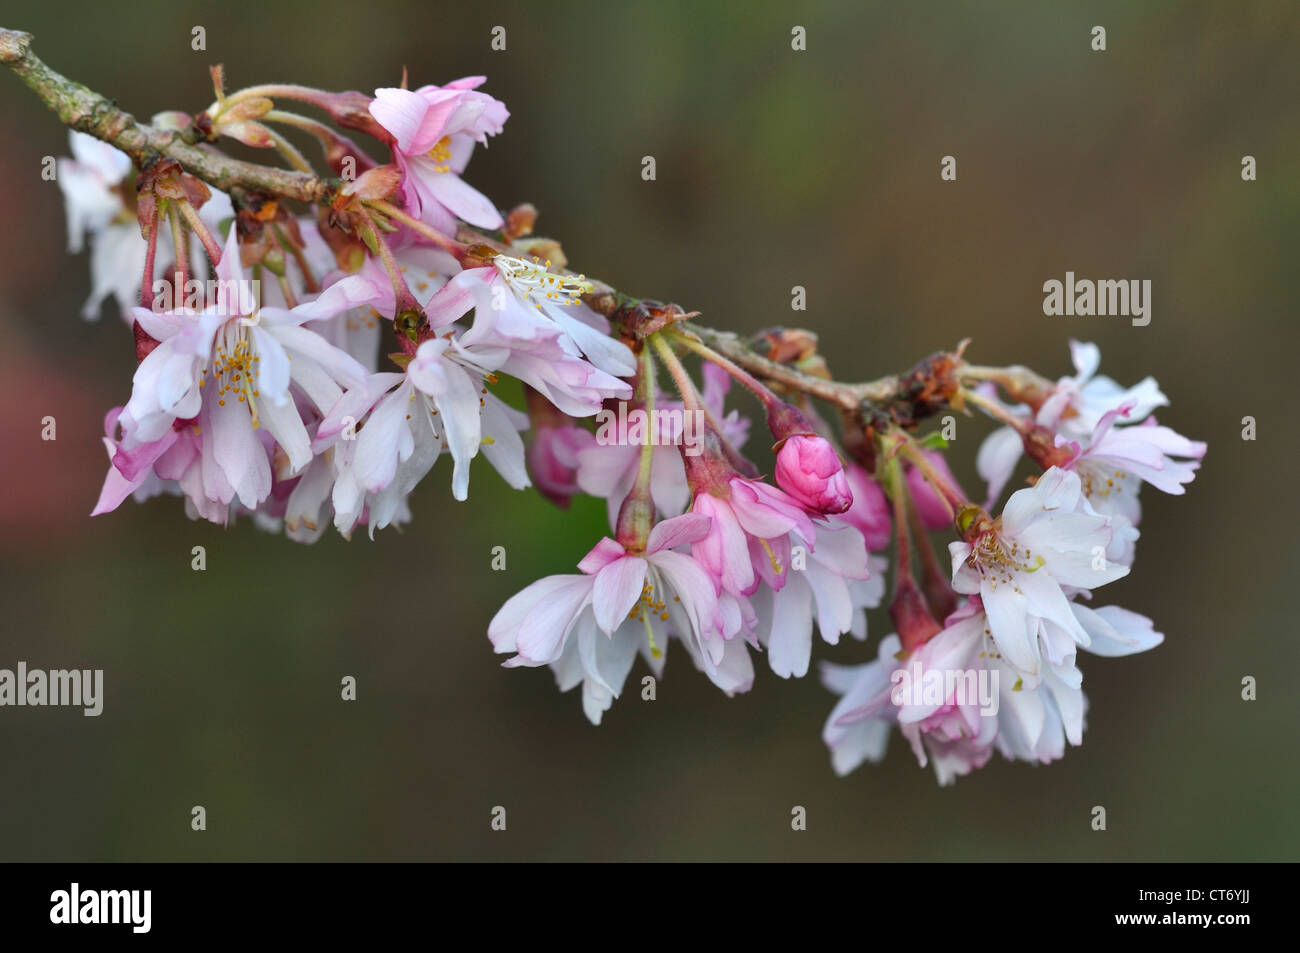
(976, 340), (1174, 506)
(369, 78), (508, 235)
(424, 255), (637, 381)
(690, 477), (817, 598)
(1061, 401), (1206, 527)
(103, 228), (374, 514)
(489, 513), (752, 710)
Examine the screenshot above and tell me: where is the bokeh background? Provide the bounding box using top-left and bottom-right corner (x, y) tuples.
(0, 0), (1296, 861)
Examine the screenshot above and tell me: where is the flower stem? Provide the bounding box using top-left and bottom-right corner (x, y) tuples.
(366, 199), (470, 259)
(262, 125), (314, 174)
(908, 496), (958, 622)
(961, 386), (1030, 433)
(636, 347), (658, 489)
(360, 209), (423, 323)
(895, 434), (965, 517)
(271, 223), (319, 294)
(138, 204), (160, 311)
(176, 198), (223, 266)
(649, 334), (701, 413)
(671, 329), (778, 409)
(885, 452), (914, 583)
(168, 206), (189, 303)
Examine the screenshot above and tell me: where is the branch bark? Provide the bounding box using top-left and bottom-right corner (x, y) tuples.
(680, 323), (899, 410)
(1, 28), (329, 202)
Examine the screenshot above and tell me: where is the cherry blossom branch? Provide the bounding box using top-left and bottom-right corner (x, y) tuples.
(676, 323), (899, 411)
(0, 28), (329, 203)
(1, 25), (1037, 435)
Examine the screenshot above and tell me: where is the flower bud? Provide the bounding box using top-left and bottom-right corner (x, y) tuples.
(774, 434), (853, 514)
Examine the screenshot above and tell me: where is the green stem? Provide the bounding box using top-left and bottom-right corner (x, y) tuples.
(961, 386), (1030, 433)
(168, 206), (188, 298)
(176, 198), (223, 265)
(636, 347), (657, 489)
(367, 199), (470, 259)
(671, 329), (777, 410)
(262, 125), (314, 174)
(649, 334), (701, 413)
(895, 434), (965, 516)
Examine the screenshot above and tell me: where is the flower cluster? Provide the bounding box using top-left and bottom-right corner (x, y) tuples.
(52, 67), (1205, 783)
(822, 346), (1205, 783)
(72, 77), (634, 539)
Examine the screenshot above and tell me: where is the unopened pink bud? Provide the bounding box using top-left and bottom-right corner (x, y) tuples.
(774, 434), (853, 514)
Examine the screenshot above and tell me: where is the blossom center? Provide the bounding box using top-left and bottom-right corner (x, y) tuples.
(205, 320), (262, 426)
(966, 529), (1043, 587)
(1078, 463), (1129, 501)
(492, 254), (592, 311)
(626, 569), (682, 659)
(425, 136), (453, 173)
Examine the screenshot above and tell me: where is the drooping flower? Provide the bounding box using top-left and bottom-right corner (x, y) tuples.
(368, 78), (508, 235)
(308, 251), (634, 526)
(104, 227), (375, 513)
(58, 130), (132, 251)
(754, 522), (886, 678)
(691, 476), (817, 598)
(315, 333), (530, 523)
(820, 592), (1131, 785)
(948, 467), (1128, 681)
(976, 340), (1174, 506)
(1061, 402), (1206, 527)
(425, 254), (637, 380)
(488, 513), (752, 717)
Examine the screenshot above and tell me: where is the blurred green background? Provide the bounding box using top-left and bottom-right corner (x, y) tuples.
(0, 0), (1296, 861)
